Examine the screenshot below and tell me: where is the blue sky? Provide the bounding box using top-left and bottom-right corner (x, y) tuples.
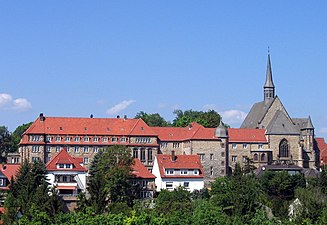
(1, 1), (327, 139)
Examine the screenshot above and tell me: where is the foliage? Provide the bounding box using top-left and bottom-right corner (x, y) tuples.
(135, 111), (170, 127)
(10, 122), (32, 152)
(87, 145), (135, 214)
(172, 109), (222, 128)
(3, 160), (64, 223)
(0, 126), (12, 161)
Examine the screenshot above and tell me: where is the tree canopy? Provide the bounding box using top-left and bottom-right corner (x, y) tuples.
(172, 109), (222, 128)
(135, 111), (170, 127)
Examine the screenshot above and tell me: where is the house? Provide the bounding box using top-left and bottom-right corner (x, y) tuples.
(46, 148), (87, 210)
(131, 159), (156, 199)
(152, 152), (204, 192)
(0, 164), (20, 191)
(316, 138), (327, 166)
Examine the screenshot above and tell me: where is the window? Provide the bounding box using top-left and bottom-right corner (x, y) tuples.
(84, 136), (89, 142)
(65, 136), (70, 142)
(46, 136), (52, 142)
(133, 148), (138, 158)
(221, 161), (225, 166)
(142, 180), (148, 187)
(221, 169), (225, 175)
(55, 136), (61, 142)
(121, 137), (127, 142)
(221, 152), (225, 157)
(83, 146), (89, 153)
(183, 182), (189, 188)
(279, 139), (289, 158)
(165, 169), (174, 175)
(74, 146), (80, 153)
(32, 157), (40, 162)
(181, 170), (188, 175)
(194, 170), (199, 175)
(84, 157), (89, 164)
(243, 156), (248, 162)
(261, 153), (266, 162)
(160, 142), (168, 148)
(93, 137), (99, 142)
(103, 137), (108, 142)
(166, 182), (173, 188)
(198, 154), (205, 161)
(46, 146), (51, 153)
(74, 136), (80, 142)
(0, 179), (4, 186)
(65, 164), (71, 169)
(173, 142), (180, 148)
(221, 143), (225, 148)
(147, 148), (153, 161)
(232, 143), (237, 149)
(56, 146), (61, 152)
(243, 143), (248, 149)
(232, 156), (237, 162)
(210, 167), (214, 176)
(32, 145), (40, 153)
(32, 135), (40, 142)
(258, 144), (263, 149)
(94, 146), (98, 153)
(111, 137), (118, 142)
(59, 164), (64, 168)
(140, 148), (145, 161)
(210, 153), (214, 160)
(254, 153), (258, 161)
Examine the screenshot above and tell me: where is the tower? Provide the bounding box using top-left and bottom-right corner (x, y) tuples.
(264, 50), (275, 101)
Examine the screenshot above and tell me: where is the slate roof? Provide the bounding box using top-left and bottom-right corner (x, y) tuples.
(131, 159), (156, 179)
(241, 98), (274, 128)
(266, 110), (299, 135)
(156, 154), (204, 179)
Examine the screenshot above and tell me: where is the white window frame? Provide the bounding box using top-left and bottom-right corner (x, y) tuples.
(165, 169), (174, 175)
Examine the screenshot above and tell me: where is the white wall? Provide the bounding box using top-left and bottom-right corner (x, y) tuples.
(161, 178), (204, 192)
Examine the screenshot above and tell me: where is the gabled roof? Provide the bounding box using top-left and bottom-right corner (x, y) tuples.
(22, 116), (157, 139)
(46, 148), (87, 172)
(155, 154), (204, 179)
(131, 159), (156, 179)
(228, 128), (267, 143)
(241, 98), (274, 128)
(316, 138), (327, 164)
(0, 164), (20, 181)
(266, 110), (299, 135)
(152, 122), (218, 141)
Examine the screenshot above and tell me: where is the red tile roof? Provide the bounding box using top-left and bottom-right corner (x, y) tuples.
(0, 164), (20, 181)
(156, 154), (204, 178)
(131, 159), (156, 179)
(316, 138), (327, 165)
(152, 122), (218, 141)
(228, 128), (267, 143)
(46, 148), (87, 172)
(21, 116), (157, 144)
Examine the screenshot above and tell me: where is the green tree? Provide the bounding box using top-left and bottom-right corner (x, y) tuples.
(87, 145), (135, 213)
(135, 111), (170, 127)
(172, 109), (222, 128)
(0, 126), (12, 162)
(10, 122), (32, 152)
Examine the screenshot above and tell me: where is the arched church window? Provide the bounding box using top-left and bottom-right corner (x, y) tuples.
(261, 153), (266, 161)
(253, 153), (258, 161)
(279, 139), (289, 158)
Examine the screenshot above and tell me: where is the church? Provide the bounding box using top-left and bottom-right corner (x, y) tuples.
(240, 52), (319, 169)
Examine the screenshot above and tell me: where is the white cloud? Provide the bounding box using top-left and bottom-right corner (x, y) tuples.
(0, 93), (13, 107)
(0, 93), (32, 111)
(221, 110), (247, 125)
(106, 100), (135, 115)
(12, 98), (32, 111)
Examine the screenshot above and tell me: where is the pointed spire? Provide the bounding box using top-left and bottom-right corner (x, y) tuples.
(264, 48), (275, 101)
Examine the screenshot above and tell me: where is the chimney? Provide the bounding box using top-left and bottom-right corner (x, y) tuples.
(39, 113), (45, 122)
(171, 150), (176, 162)
(117, 115), (120, 119)
(90, 114), (93, 118)
(124, 115), (127, 120)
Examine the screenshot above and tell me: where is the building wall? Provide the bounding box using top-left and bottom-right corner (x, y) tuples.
(160, 178), (204, 192)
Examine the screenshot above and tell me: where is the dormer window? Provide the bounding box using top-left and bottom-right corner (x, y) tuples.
(74, 136), (80, 142)
(65, 164), (71, 169)
(111, 137), (118, 142)
(93, 136), (99, 142)
(65, 136), (70, 142)
(181, 170), (188, 175)
(103, 137), (108, 142)
(55, 136), (61, 142)
(84, 136), (89, 142)
(165, 169), (174, 175)
(59, 164), (64, 168)
(121, 137), (127, 142)
(194, 170), (199, 175)
(46, 136), (52, 142)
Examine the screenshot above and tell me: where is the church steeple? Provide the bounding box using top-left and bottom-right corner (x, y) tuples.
(264, 49), (275, 101)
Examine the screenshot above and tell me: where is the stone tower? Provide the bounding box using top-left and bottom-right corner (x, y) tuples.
(264, 50), (275, 101)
